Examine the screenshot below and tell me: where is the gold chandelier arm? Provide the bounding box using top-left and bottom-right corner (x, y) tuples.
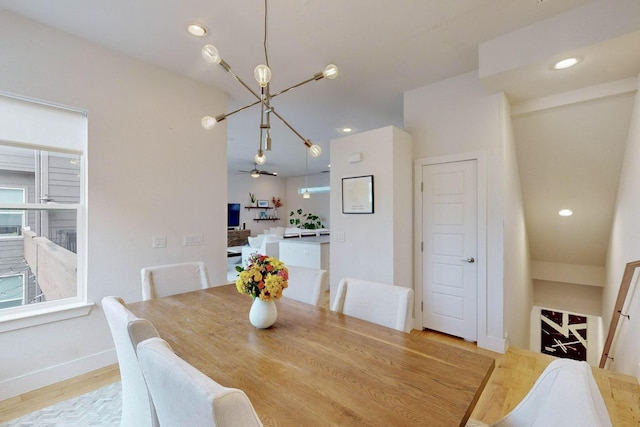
(216, 99), (262, 122)
(221, 61), (332, 103)
(224, 67), (262, 101)
(269, 76), (316, 98)
(269, 107), (312, 147)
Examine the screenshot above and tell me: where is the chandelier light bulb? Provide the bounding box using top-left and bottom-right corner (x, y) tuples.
(323, 64), (339, 79)
(254, 64), (272, 87)
(202, 44), (222, 64)
(201, 116), (217, 129)
(255, 150), (266, 165)
(309, 144), (322, 157)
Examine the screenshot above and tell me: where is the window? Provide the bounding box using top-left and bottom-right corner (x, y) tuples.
(0, 93), (87, 328)
(0, 187), (26, 238)
(0, 274), (25, 309)
(298, 186), (330, 195)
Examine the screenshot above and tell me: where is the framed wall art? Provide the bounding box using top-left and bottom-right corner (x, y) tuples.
(342, 175), (374, 214)
(540, 309), (587, 361)
(257, 200), (269, 208)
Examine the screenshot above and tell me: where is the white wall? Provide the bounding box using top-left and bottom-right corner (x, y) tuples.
(502, 95), (533, 349)
(329, 126), (412, 300)
(285, 173), (330, 229)
(533, 280), (603, 316)
(228, 173), (287, 236)
(604, 75), (640, 379)
(404, 71), (513, 352)
(0, 10), (228, 398)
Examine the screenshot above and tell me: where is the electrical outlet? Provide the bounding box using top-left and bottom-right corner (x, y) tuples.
(183, 234), (204, 246)
(152, 236), (167, 248)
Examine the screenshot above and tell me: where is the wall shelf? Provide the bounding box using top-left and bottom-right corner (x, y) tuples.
(253, 218), (280, 222)
(245, 206), (273, 210)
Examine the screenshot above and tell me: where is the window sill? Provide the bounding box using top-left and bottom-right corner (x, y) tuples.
(0, 300), (94, 333)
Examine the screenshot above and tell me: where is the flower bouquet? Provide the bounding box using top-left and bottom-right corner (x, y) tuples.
(271, 196), (283, 209)
(235, 254), (288, 301)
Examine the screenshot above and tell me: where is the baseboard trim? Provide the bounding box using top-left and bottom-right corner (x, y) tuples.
(478, 335), (506, 354)
(0, 348), (117, 401)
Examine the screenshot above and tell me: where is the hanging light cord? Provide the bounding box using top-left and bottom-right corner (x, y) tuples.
(263, 0), (269, 68)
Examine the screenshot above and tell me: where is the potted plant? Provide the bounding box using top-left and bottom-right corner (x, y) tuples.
(271, 196), (283, 218)
(289, 208), (325, 229)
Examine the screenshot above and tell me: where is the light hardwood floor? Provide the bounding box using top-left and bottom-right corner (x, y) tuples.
(1, 329), (638, 425)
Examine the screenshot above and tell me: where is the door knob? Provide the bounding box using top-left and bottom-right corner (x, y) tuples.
(460, 257), (475, 263)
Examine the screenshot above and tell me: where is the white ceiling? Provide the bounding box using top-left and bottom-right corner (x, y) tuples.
(1, 0), (639, 268)
(0, 0), (592, 177)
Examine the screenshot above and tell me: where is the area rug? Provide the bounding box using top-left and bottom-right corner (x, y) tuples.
(0, 382), (121, 427)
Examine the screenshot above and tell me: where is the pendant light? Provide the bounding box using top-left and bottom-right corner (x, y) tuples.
(200, 0), (337, 165)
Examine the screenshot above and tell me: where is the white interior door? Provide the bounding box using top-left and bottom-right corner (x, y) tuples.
(422, 160), (477, 341)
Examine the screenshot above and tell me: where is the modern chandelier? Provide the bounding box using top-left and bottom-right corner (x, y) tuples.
(200, 0), (338, 167)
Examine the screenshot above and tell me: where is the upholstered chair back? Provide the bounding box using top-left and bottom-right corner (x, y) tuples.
(102, 296), (160, 427)
(331, 277), (414, 332)
(134, 335), (263, 427)
(141, 261), (210, 300)
(285, 265), (327, 306)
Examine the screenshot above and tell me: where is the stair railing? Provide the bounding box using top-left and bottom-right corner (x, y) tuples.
(599, 259), (640, 368)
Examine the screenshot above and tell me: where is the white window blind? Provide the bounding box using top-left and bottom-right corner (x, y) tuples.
(0, 93), (86, 152)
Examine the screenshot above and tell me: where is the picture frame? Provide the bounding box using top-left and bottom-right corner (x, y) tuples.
(342, 175), (374, 214)
(257, 200), (269, 208)
(540, 309), (587, 361)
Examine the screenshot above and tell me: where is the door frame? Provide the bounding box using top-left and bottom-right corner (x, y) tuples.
(414, 152), (487, 342)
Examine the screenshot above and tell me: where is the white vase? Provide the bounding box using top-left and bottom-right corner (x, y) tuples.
(249, 298), (277, 328)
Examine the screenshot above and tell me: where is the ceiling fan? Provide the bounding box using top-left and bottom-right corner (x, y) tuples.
(237, 164), (278, 178)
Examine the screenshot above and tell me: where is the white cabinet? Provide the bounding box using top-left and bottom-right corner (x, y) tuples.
(279, 236), (330, 273)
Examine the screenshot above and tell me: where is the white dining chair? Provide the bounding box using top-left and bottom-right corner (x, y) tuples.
(331, 277), (414, 332)
(141, 261), (210, 300)
(284, 265), (327, 306)
(133, 334), (263, 427)
(102, 296), (160, 427)
(490, 358), (612, 427)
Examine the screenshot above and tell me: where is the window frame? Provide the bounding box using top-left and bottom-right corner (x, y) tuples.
(0, 93), (91, 331)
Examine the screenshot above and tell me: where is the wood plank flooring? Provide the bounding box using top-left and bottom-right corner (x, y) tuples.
(1, 328), (638, 425)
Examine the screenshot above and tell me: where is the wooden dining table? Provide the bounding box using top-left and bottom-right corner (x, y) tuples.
(128, 284), (495, 426)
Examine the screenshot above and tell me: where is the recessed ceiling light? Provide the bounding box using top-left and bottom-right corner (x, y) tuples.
(553, 57), (581, 70)
(342, 127), (352, 133)
(187, 24), (208, 37)
(559, 209), (573, 217)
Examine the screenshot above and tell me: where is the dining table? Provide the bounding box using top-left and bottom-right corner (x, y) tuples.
(127, 284), (495, 426)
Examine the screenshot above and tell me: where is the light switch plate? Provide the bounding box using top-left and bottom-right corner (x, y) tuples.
(183, 234), (204, 246)
(152, 236), (167, 248)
